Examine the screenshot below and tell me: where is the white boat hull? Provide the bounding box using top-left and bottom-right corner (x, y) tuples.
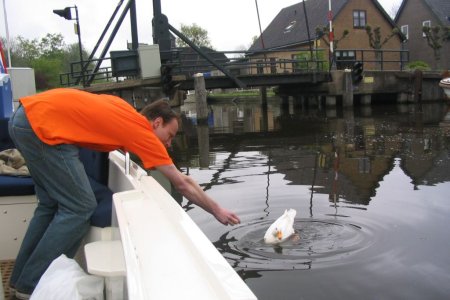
(439, 77), (450, 99)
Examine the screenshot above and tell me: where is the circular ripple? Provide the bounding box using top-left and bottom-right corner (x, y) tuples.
(214, 218), (373, 271)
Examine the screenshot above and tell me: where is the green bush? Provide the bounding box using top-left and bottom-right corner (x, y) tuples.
(406, 61), (430, 71)
(293, 49), (329, 71)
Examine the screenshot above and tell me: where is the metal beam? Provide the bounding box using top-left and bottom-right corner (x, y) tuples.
(87, 0), (133, 85)
(168, 23), (247, 89)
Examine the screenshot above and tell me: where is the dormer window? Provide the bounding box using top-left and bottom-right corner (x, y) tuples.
(284, 21), (296, 33)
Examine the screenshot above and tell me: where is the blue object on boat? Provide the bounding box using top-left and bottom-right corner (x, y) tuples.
(89, 177), (113, 228)
(0, 144), (113, 226)
(0, 116), (35, 196)
(0, 73), (13, 119)
(79, 148), (113, 227)
(0, 175), (35, 196)
(0, 118), (13, 146)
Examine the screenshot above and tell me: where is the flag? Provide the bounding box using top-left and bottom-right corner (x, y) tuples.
(0, 40), (7, 73)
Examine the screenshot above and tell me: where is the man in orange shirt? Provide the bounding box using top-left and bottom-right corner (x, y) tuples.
(8, 88), (240, 299)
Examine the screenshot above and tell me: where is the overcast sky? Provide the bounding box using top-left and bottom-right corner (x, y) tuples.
(1, 0), (402, 54)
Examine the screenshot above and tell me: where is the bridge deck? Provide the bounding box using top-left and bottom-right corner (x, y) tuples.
(83, 72), (330, 94)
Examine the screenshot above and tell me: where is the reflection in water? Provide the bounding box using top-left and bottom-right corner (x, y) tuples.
(172, 98), (450, 300)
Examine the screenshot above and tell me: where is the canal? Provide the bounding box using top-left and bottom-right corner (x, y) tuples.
(171, 96), (450, 299)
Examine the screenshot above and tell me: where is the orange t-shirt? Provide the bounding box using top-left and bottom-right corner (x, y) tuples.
(20, 88), (173, 169)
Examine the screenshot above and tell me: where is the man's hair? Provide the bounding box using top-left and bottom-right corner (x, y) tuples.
(140, 99), (179, 124)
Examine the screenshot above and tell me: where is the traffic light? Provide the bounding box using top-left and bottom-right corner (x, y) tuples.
(352, 61), (363, 84)
(160, 65), (173, 95)
(53, 7), (72, 20)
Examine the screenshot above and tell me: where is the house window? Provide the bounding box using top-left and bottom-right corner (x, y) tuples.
(358, 157), (371, 174)
(422, 20), (431, 37)
(336, 50), (356, 69)
(353, 10), (366, 28)
(401, 25), (409, 40)
(256, 60), (264, 74)
(270, 58), (277, 74)
(278, 59), (289, 73)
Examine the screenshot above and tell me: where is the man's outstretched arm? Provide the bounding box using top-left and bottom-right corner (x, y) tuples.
(156, 164), (241, 225)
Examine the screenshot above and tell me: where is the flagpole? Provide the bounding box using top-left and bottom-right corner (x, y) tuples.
(2, 0), (11, 67)
(328, 0), (334, 69)
(328, 0), (333, 54)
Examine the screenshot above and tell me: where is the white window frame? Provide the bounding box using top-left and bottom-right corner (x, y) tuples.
(353, 10), (367, 28)
(401, 25), (409, 40)
(422, 20), (431, 37)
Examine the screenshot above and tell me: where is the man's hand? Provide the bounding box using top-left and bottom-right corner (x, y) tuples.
(213, 206), (241, 226)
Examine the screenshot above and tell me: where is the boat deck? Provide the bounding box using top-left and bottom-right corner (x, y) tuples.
(1, 259), (15, 299)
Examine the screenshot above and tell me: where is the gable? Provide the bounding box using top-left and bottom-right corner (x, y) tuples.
(249, 0), (398, 51)
(249, 0), (348, 51)
(396, 0), (450, 25)
(424, 0), (450, 25)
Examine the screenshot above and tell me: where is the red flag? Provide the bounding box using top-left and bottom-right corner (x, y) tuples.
(0, 40), (8, 73)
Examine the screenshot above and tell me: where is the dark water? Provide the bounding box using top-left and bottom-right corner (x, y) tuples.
(173, 97), (450, 300)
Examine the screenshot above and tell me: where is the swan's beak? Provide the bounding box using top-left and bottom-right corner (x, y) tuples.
(276, 230), (283, 240)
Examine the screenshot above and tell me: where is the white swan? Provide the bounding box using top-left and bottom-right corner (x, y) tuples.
(264, 209), (297, 244)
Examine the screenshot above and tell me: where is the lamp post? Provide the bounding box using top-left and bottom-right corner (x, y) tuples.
(53, 5), (85, 86)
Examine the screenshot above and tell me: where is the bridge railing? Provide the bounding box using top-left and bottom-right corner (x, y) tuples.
(59, 57), (116, 87)
(164, 48), (330, 78)
(58, 48), (409, 87)
(335, 48), (410, 71)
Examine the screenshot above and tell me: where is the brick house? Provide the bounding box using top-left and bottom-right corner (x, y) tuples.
(248, 0), (404, 73)
(395, 0), (450, 70)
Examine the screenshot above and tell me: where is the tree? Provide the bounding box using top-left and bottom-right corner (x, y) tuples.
(365, 25), (398, 50)
(315, 26), (349, 52)
(1, 33), (91, 90)
(176, 23), (213, 49)
(365, 25), (399, 69)
(314, 27), (348, 69)
(422, 25), (450, 69)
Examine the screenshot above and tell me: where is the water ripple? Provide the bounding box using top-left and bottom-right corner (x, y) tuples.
(214, 218), (373, 271)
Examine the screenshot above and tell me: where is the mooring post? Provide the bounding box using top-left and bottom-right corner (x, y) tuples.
(343, 69), (354, 107)
(413, 69), (423, 103)
(260, 86), (269, 131)
(194, 73), (208, 125)
(197, 124), (210, 169)
(193, 73), (210, 169)
(260, 87), (267, 107)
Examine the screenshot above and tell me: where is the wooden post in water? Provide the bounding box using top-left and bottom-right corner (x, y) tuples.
(260, 87), (267, 107)
(260, 87), (269, 132)
(413, 69), (423, 103)
(194, 73), (208, 124)
(281, 95), (290, 115)
(193, 73), (210, 169)
(343, 69), (354, 107)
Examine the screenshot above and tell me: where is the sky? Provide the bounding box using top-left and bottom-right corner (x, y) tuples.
(1, 0), (402, 56)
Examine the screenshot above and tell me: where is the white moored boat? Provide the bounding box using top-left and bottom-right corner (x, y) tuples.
(439, 77), (450, 99)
